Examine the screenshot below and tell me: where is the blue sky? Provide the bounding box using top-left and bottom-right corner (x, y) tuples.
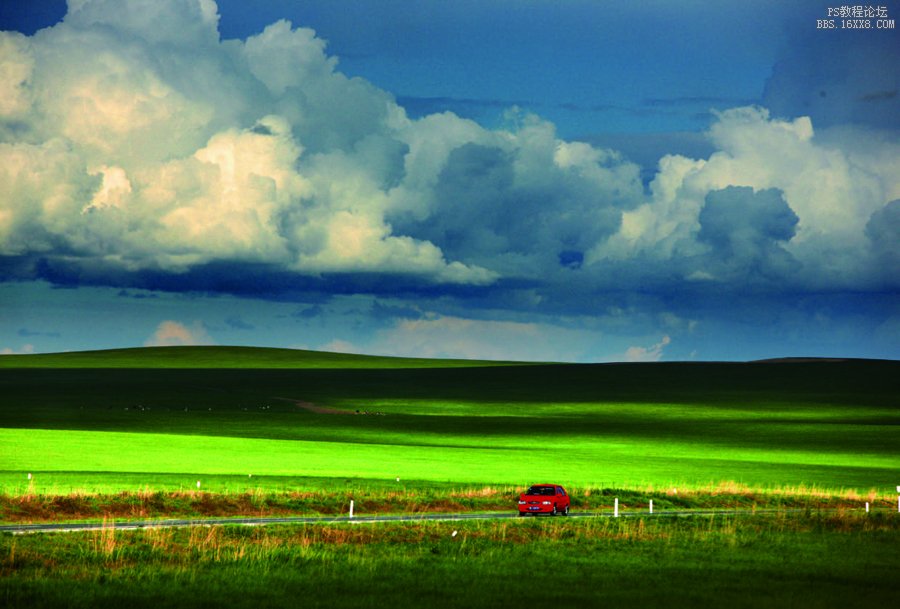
(1, 0), (898, 361)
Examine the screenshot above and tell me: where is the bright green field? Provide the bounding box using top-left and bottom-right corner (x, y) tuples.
(1, 348), (898, 495)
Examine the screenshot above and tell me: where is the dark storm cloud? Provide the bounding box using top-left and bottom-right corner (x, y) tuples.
(699, 187), (798, 253)
(866, 199), (900, 286)
(0, 255), (37, 281)
(763, 31), (900, 130)
(393, 137), (640, 276)
(698, 187), (800, 281)
(10, 253), (503, 305)
(18, 256), (330, 299)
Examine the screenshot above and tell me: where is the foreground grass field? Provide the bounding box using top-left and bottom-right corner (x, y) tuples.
(1, 347), (898, 606)
(3, 513), (899, 608)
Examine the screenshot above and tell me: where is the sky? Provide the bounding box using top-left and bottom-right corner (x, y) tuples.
(0, 0), (898, 362)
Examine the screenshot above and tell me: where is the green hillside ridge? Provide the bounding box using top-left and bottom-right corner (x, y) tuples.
(0, 345), (532, 369)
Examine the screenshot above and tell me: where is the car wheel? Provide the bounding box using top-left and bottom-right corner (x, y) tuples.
(562, 505), (569, 516)
(551, 505), (558, 516)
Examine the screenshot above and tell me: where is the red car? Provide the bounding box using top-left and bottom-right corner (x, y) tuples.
(518, 484), (570, 516)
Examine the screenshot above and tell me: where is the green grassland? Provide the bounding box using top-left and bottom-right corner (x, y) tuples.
(1, 347), (899, 607)
(0, 348), (898, 495)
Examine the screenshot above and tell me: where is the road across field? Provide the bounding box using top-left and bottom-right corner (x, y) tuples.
(1, 507), (874, 534)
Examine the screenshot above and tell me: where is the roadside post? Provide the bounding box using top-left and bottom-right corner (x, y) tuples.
(349, 499), (354, 519)
(649, 499), (653, 514)
(614, 497), (619, 518)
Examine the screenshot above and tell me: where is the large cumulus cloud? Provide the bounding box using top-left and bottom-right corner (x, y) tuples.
(0, 0), (646, 289)
(1, 0), (898, 315)
(589, 107), (900, 292)
(697, 186), (799, 282)
(866, 199), (900, 276)
(389, 114), (642, 276)
(0, 0), (499, 285)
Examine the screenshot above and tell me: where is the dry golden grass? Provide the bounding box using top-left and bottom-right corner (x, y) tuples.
(90, 518), (117, 560)
(2, 481), (895, 525)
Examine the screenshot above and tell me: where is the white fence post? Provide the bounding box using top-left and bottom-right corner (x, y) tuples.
(865, 502), (869, 513)
(649, 499), (653, 514)
(349, 499), (354, 519)
(614, 497), (619, 518)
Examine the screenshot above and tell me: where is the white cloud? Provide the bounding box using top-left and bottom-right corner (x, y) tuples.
(0, 344), (35, 355)
(0, 1), (496, 285)
(363, 314), (602, 362)
(243, 19), (335, 97)
(145, 320), (213, 347)
(0, 33), (33, 118)
(588, 106), (900, 290)
(66, 0), (221, 47)
(622, 335), (671, 363)
(319, 339), (361, 355)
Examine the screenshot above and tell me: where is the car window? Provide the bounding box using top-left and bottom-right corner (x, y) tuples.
(527, 486), (555, 496)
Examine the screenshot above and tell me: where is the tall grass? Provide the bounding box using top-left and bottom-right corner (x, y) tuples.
(3, 513), (899, 608)
(3, 483), (896, 524)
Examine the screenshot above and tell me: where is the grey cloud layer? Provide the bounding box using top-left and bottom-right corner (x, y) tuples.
(763, 28), (900, 130)
(1, 0), (898, 306)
